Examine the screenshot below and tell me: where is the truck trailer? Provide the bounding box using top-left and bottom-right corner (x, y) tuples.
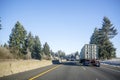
(80, 44), (100, 67)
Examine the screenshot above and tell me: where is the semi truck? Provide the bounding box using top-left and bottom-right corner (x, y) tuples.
(79, 44), (100, 67)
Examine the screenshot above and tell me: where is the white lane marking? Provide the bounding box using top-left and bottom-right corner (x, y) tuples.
(102, 66), (120, 73)
(82, 66), (86, 70)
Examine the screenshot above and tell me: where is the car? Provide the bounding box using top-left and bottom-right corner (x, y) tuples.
(52, 60), (60, 64)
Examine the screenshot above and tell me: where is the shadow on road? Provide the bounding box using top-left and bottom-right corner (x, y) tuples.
(60, 61), (99, 67)
(52, 60), (80, 66)
(61, 61), (80, 66)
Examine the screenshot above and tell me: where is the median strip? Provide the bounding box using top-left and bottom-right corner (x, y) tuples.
(29, 65), (61, 80)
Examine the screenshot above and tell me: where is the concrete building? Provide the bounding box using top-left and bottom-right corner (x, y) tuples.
(80, 44), (98, 60)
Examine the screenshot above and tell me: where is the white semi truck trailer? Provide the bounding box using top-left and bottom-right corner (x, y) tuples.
(80, 44), (100, 67)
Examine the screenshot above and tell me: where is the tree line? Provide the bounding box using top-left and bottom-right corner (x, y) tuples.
(0, 17), (118, 60)
(90, 17), (118, 59)
(1, 21), (66, 60)
(2, 21), (52, 60)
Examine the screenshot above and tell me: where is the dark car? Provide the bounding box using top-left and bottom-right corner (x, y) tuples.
(52, 60), (60, 64)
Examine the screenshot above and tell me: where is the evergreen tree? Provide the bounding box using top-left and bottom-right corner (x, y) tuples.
(43, 42), (50, 57)
(101, 17), (117, 39)
(90, 28), (100, 44)
(50, 50), (55, 56)
(3, 43), (9, 49)
(8, 21), (27, 58)
(75, 51), (79, 56)
(50, 50), (55, 58)
(57, 50), (65, 58)
(31, 36), (42, 60)
(27, 32), (34, 52)
(90, 17), (117, 59)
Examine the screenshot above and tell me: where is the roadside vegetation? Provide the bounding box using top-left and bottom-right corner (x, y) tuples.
(0, 20), (65, 60)
(90, 17), (117, 59)
(0, 46), (13, 59)
(0, 17), (118, 60)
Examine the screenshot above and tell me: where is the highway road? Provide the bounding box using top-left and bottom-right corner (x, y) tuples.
(0, 61), (120, 80)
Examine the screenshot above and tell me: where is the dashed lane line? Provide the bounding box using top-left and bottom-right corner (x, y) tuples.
(81, 66), (86, 70)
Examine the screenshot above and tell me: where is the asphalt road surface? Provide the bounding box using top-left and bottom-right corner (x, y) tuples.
(0, 61), (120, 80)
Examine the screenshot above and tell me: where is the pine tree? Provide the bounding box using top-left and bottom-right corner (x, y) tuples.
(27, 32), (34, 52)
(43, 42), (50, 58)
(101, 17), (117, 39)
(8, 21), (27, 58)
(50, 50), (55, 59)
(57, 50), (65, 58)
(31, 36), (42, 60)
(90, 28), (100, 44)
(90, 17), (117, 59)
(75, 51), (79, 56)
(3, 43), (9, 49)
(100, 17), (117, 59)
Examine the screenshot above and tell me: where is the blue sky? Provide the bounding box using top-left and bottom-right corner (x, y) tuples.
(0, 0), (120, 57)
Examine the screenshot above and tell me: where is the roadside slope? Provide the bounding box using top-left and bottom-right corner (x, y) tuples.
(0, 59), (52, 77)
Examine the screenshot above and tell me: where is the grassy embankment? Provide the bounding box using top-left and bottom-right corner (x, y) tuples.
(0, 47), (52, 77)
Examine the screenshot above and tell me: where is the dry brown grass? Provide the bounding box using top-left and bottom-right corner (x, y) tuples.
(0, 59), (52, 77)
(0, 47), (53, 77)
(0, 47), (14, 59)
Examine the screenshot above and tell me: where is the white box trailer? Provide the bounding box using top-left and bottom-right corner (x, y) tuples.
(80, 44), (100, 67)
